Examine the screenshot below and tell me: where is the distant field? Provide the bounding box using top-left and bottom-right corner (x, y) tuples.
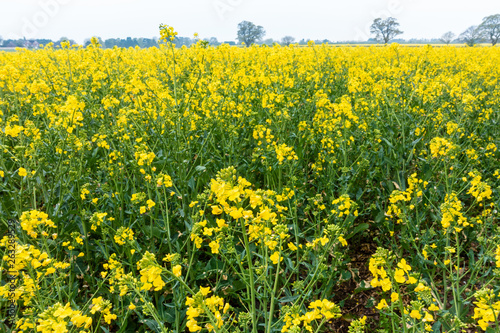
(1, 44), (499, 333)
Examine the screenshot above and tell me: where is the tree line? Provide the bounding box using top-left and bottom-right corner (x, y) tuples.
(2, 14), (498, 50)
(0, 36), (225, 49)
(237, 14), (500, 47)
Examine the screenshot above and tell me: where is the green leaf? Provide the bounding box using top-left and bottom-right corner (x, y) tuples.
(163, 307), (176, 324)
(431, 321), (441, 332)
(188, 177), (196, 191)
(341, 270), (352, 281)
(382, 137), (394, 149)
(195, 165), (206, 172)
(346, 223), (369, 239)
(279, 295), (299, 303)
(143, 319), (162, 333)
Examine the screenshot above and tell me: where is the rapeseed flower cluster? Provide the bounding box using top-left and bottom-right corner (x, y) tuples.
(385, 174), (427, 224)
(429, 137), (455, 158)
(0, 239), (70, 305)
(190, 167), (293, 255)
(440, 192), (468, 231)
(253, 125), (298, 165)
(370, 248), (441, 330)
(281, 299), (341, 332)
(496, 245), (500, 268)
(20, 210), (57, 238)
(467, 171), (493, 202)
(137, 251), (165, 291)
(159, 24), (178, 42)
(369, 249), (418, 299)
(90, 297), (117, 324)
(102, 253), (129, 296)
(472, 289), (500, 331)
(113, 226), (134, 245)
(185, 287), (231, 332)
(90, 212), (108, 231)
(32, 302), (92, 333)
(331, 194), (358, 218)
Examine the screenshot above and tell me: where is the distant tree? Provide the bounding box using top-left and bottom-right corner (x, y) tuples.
(478, 14), (500, 45)
(143, 38), (158, 48)
(237, 21), (265, 47)
(262, 38), (275, 46)
(36, 39), (53, 47)
(104, 38), (118, 48)
(370, 17), (403, 44)
(459, 26), (482, 46)
(1, 39), (22, 47)
(281, 36), (295, 46)
(123, 37), (136, 48)
(440, 31), (456, 44)
(175, 37), (193, 47)
(208, 37), (219, 46)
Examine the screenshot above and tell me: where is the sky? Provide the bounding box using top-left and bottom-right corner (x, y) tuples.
(1, 0), (499, 43)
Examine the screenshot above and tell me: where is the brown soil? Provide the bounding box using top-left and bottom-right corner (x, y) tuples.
(328, 235), (380, 332)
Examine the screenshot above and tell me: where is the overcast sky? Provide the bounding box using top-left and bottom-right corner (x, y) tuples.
(1, 0), (499, 43)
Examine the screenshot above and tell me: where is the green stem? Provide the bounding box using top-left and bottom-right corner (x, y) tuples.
(266, 239), (282, 333)
(241, 218), (257, 333)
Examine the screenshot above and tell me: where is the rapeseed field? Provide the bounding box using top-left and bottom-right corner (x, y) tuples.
(0, 32), (499, 332)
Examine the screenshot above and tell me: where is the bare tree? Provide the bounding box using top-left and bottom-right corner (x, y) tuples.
(440, 31), (455, 45)
(370, 17), (403, 44)
(237, 21), (266, 47)
(459, 26), (482, 47)
(281, 36), (295, 46)
(478, 14), (500, 46)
